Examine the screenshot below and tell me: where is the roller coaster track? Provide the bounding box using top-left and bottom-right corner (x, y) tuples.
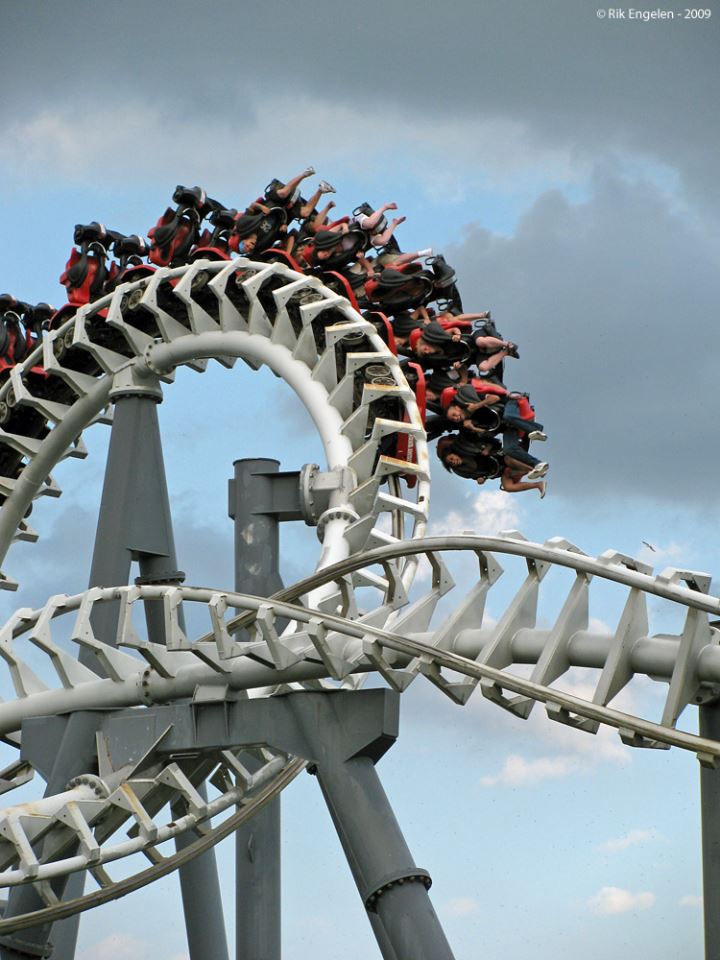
(0, 259), (718, 933)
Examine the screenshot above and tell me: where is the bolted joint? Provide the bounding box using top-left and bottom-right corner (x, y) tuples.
(299, 463), (321, 524)
(300, 463), (356, 526)
(139, 666), (155, 706)
(65, 773), (109, 798)
(142, 342), (175, 380)
(363, 868), (433, 913)
(316, 506), (360, 543)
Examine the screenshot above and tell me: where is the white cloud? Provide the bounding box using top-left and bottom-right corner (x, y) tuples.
(441, 897), (480, 917)
(78, 935), (187, 960)
(431, 490), (522, 538)
(587, 886), (655, 916)
(679, 895), (703, 909)
(78, 934), (145, 960)
(599, 829), (657, 853)
(0, 95), (582, 203)
(481, 753), (579, 787)
(467, 664), (634, 772)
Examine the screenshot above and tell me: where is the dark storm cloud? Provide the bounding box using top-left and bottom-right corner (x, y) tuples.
(446, 168), (720, 501)
(2, 0), (718, 202)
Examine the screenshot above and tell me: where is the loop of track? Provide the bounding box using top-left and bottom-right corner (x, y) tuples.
(0, 258), (429, 592)
(0, 257), (428, 923)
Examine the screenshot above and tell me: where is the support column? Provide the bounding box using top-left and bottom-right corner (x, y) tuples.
(90, 689), (453, 960)
(230, 459), (283, 960)
(288, 693), (456, 960)
(1, 387), (228, 960)
(700, 701), (720, 959)
(0, 713), (101, 960)
(94, 391), (228, 960)
(85, 390), (185, 658)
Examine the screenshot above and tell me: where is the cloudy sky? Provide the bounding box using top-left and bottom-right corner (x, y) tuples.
(1, 1), (719, 958)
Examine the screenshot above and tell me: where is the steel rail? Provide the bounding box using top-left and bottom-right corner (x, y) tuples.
(0, 758), (305, 934)
(0, 580), (717, 763)
(204, 534), (720, 642)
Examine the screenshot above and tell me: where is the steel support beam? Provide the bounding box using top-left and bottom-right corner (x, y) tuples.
(0, 713), (101, 960)
(230, 458), (286, 960)
(0, 390), (229, 960)
(99, 689), (455, 960)
(91, 391), (228, 960)
(287, 694), (455, 960)
(700, 701), (720, 960)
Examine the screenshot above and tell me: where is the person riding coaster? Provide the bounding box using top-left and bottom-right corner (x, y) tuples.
(399, 320), (470, 368)
(426, 384), (503, 441)
(437, 433), (504, 482)
(441, 385), (549, 484)
(262, 166), (335, 226)
(332, 201), (406, 255)
(364, 264), (435, 313)
(391, 307), (476, 348)
(230, 207), (287, 256)
(300, 228), (368, 271)
(0, 295), (32, 365)
(437, 432), (547, 495)
(190, 203), (238, 261)
(435, 383), (547, 441)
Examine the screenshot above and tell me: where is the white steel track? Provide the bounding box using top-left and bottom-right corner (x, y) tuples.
(0, 258), (718, 927)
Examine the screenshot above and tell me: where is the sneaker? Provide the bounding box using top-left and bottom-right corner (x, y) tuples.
(540, 480), (548, 499)
(506, 342), (520, 359)
(526, 462), (549, 480)
(318, 180), (336, 194)
(417, 247), (433, 258)
(303, 166), (316, 177)
(527, 431), (547, 442)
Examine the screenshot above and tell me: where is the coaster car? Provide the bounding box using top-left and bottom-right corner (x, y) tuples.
(366, 266), (434, 313)
(105, 233), (154, 292)
(190, 203), (237, 262)
(59, 222), (117, 306)
(229, 207), (287, 255)
(148, 185), (210, 267)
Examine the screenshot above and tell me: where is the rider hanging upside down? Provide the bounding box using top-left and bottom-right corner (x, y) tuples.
(262, 167), (336, 225)
(44, 174), (549, 497)
(437, 434), (548, 496)
(435, 384), (547, 441)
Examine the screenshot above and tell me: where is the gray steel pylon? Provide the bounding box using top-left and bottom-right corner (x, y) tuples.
(287, 692), (456, 960)
(0, 390), (229, 960)
(700, 702), (720, 960)
(0, 713), (104, 960)
(230, 459), (284, 960)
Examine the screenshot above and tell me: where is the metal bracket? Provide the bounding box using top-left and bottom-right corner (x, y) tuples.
(228, 462), (355, 528)
(108, 364), (164, 402)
